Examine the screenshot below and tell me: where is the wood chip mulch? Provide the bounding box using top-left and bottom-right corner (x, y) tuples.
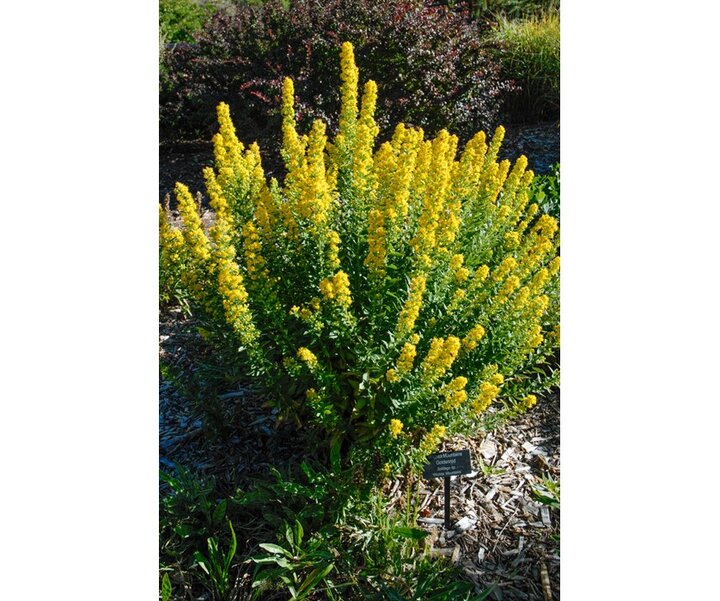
(160, 308), (560, 600)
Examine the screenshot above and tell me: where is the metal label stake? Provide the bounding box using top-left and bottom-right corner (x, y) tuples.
(422, 449), (472, 530)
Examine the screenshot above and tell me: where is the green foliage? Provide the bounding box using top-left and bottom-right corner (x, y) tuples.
(194, 520), (238, 600)
(529, 162), (560, 223)
(161, 572), (172, 601)
(468, 0), (559, 20)
(160, 467), (228, 559)
(159, 0), (218, 43)
(488, 11), (560, 121)
(532, 474), (559, 509)
(250, 520), (336, 600)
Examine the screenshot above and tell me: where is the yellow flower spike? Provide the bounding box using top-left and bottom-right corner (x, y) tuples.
(331, 271), (352, 307)
(327, 230), (341, 271)
(175, 182), (211, 264)
(470, 381), (501, 413)
(490, 373), (504, 386)
(365, 208), (387, 279)
(241, 220), (269, 283)
(450, 254), (464, 271)
(448, 289), (467, 312)
(512, 286), (531, 310)
(297, 347), (318, 369)
(216, 102), (244, 171)
(504, 231), (520, 250)
(280, 77), (305, 171)
(159, 204), (184, 275)
(203, 167), (231, 223)
(386, 368), (399, 383)
(493, 257), (518, 282)
(319, 277), (335, 300)
(548, 256), (561, 276)
(529, 268), (550, 294)
(420, 336), (461, 384)
(297, 119), (333, 226)
(352, 122), (378, 197)
(522, 394), (538, 409)
(485, 125), (506, 165)
(441, 376), (468, 410)
(338, 41), (359, 144)
(389, 419), (404, 438)
(397, 339), (419, 375)
(462, 324), (486, 352)
(396, 275), (427, 337)
(496, 275), (521, 305)
(373, 142), (397, 211)
(419, 424), (446, 456)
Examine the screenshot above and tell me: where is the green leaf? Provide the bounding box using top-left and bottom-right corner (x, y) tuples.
(296, 563), (335, 598)
(193, 551), (210, 575)
(258, 543), (292, 556)
(161, 573), (172, 601)
(381, 586), (406, 601)
(212, 499), (227, 524)
(394, 526), (429, 540)
(225, 520), (237, 572)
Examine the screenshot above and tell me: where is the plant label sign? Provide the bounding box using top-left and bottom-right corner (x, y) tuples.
(422, 449), (472, 480)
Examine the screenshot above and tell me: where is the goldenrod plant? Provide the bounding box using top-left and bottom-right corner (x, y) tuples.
(160, 42), (559, 478)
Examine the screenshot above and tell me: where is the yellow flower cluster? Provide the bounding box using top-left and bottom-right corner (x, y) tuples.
(441, 376), (468, 410)
(327, 230), (341, 270)
(522, 394), (538, 409)
(351, 80), (379, 197)
(280, 78), (305, 170)
(175, 183), (211, 264)
(297, 347), (318, 369)
(462, 324), (486, 352)
(396, 275), (427, 337)
(409, 130), (457, 268)
(420, 336), (461, 384)
(397, 334), (420, 375)
(386, 368), (399, 383)
(216, 255), (259, 349)
(337, 41), (359, 148)
(493, 256), (517, 282)
(365, 209), (387, 278)
(470, 381), (501, 413)
(419, 424), (446, 457)
(319, 271), (352, 307)
(242, 220), (269, 283)
(159, 204), (184, 267)
(389, 418), (404, 438)
(548, 256), (560, 276)
(496, 275), (521, 305)
(504, 231), (520, 250)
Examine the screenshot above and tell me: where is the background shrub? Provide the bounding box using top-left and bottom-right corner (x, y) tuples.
(159, 0), (219, 44)
(160, 0), (513, 167)
(487, 10), (560, 122)
(160, 43), (559, 480)
(464, 0), (559, 20)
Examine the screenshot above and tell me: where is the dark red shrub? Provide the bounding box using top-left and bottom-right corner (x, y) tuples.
(160, 0), (514, 174)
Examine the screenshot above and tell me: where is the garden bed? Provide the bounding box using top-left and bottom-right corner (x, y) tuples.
(160, 307), (560, 600)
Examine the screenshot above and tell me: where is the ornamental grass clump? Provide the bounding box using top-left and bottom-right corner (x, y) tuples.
(160, 42), (559, 478)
